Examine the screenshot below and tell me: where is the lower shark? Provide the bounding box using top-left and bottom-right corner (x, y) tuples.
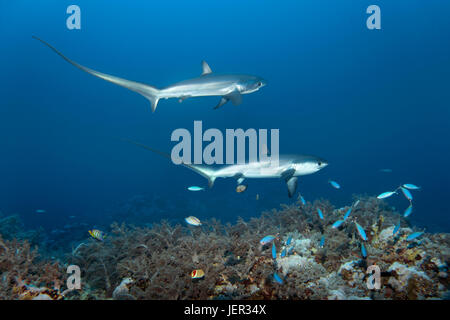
(125, 140), (328, 198)
(33, 36), (266, 112)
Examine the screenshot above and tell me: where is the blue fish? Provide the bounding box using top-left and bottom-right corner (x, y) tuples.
(406, 231), (424, 241)
(319, 235), (325, 248)
(299, 195), (306, 205)
(317, 208), (324, 220)
(286, 237), (292, 246)
(260, 235), (276, 245)
(329, 180), (341, 189)
(403, 184), (420, 190)
(331, 220), (344, 229)
(273, 272), (283, 284)
(403, 204), (413, 218)
(361, 243), (367, 258)
(187, 186), (204, 191)
(343, 208), (352, 220)
(377, 191), (396, 199)
(280, 248), (286, 258)
(355, 222), (367, 241)
(400, 187), (413, 201)
(272, 242), (277, 259)
(393, 221), (401, 236)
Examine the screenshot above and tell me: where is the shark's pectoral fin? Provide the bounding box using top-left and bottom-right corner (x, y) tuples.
(286, 177), (298, 198)
(214, 90), (242, 110)
(201, 61), (213, 76)
(178, 96), (188, 103)
(226, 90), (242, 106)
(214, 97), (229, 110)
(281, 168), (297, 198)
(281, 168), (296, 181)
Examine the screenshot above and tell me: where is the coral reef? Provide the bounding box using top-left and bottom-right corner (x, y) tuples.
(0, 235), (66, 300)
(0, 196), (449, 299)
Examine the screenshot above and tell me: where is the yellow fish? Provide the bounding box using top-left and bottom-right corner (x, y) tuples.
(191, 269), (205, 279)
(88, 229), (106, 241)
(236, 184), (247, 193)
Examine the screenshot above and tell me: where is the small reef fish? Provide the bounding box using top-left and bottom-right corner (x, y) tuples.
(187, 186), (204, 191)
(329, 180), (341, 189)
(256, 194), (259, 200)
(35, 209), (46, 214)
(319, 235), (325, 248)
(406, 231), (424, 241)
(185, 216), (202, 226)
(353, 200), (360, 208)
(361, 243), (367, 258)
(393, 221), (401, 236)
(272, 242), (277, 259)
(400, 187), (413, 201)
(355, 222), (367, 241)
(280, 248), (287, 258)
(88, 229), (106, 241)
(343, 208), (352, 220)
(286, 237), (292, 246)
(273, 272), (283, 284)
(191, 269), (205, 279)
(377, 191), (396, 199)
(260, 235), (276, 245)
(236, 184), (247, 193)
(317, 208), (324, 220)
(403, 184), (420, 190)
(403, 204), (413, 218)
(331, 220), (344, 229)
(299, 194), (306, 205)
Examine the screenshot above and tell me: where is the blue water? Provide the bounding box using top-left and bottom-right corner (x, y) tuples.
(1, 1), (449, 234)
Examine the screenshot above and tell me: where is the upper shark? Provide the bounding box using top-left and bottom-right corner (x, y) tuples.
(125, 140), (328, 198)
(33, 36), (267, 112)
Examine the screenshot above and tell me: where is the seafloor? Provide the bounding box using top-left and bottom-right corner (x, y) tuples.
(0, 196), (448, 300)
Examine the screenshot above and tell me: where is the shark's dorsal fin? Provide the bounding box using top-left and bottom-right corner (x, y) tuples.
(201, 61), (213, 76)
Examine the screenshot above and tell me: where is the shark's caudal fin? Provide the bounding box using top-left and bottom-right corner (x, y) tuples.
(122, 139), (217, 188)
(33, 36), (161, 112)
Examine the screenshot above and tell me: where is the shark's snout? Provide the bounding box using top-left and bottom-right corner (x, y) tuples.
(317, 159), (328, 169)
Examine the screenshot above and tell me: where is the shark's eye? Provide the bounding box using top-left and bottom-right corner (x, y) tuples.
(318, 162), (322, 166)
(257, 82), (262, 87)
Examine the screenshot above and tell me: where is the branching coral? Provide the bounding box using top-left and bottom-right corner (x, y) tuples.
(0, 235), (66, 300)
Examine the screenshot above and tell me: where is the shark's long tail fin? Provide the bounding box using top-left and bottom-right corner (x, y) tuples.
(33, 36), (161, 112)
(123, 139), (217, 188)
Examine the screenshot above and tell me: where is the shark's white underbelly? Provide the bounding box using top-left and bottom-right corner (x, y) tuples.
(215, 165), (285, 179)
(161, 83), (236, 99)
